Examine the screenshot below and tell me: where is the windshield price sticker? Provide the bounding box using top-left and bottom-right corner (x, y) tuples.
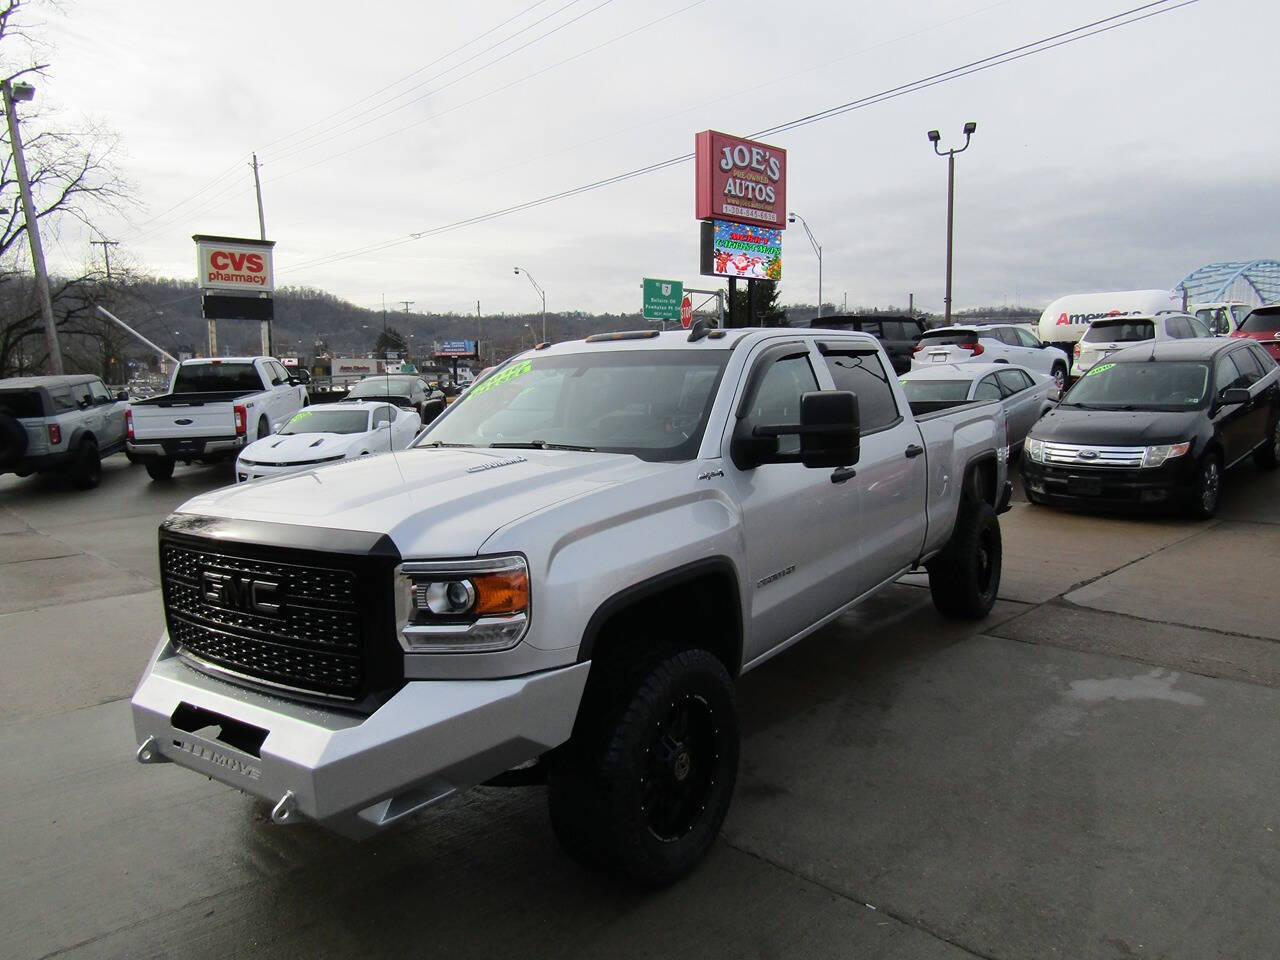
(470, 359), (533, 399)
(1085, 362), (1116, 377)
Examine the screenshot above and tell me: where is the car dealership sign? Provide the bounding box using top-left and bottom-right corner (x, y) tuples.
(695, 131), (787, 229)
(194, 235), (275, 293)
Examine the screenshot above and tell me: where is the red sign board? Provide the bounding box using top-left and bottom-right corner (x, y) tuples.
(680, 294), (693, 329)
(695, 130), (787, 229)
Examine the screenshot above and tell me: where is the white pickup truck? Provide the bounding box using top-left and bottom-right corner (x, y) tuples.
(132, 327), (1011, 884)
(127, 357), (308, 480)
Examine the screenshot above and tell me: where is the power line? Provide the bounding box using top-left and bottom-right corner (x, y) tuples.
(261, 0), (617, 168)
(281, 0), (1198, 276)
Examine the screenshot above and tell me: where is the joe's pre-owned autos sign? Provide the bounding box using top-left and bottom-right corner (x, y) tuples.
(695, 130), (787, 228)
(194, 235), (275, 293)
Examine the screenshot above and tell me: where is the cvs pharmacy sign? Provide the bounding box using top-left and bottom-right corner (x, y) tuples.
(194, 235), (275, 293)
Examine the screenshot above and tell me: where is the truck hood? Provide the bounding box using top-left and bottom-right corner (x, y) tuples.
(175, 447), (672, 556)
(1031, 406), (1201, 445)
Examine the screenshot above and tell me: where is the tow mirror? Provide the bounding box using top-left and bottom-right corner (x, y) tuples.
(1221, 387), (1250, 406)
(732, 390), (861, 470)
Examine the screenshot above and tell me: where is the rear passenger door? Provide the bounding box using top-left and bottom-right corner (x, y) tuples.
(819, 341), (927, 594)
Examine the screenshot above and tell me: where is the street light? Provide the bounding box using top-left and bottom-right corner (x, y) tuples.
(927, 121), (977, 326)
(513, 266), (546, 343)
(787, 213), (823, 319)
(2, 77), (62, 374)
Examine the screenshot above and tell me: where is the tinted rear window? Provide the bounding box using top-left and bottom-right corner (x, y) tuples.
(918, 330), (978, 346)
(0, 390), (45, 418)
(172, 363), (263, 393)
(1083, 319), (1154, 343)
(900, 379), (970, 403)
(1239, 309), (1280, 332)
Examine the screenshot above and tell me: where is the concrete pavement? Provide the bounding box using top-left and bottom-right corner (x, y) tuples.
(2, 455), (1278, 959)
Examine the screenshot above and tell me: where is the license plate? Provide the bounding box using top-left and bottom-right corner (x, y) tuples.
(931, 354), (948, 363)
(1067, 476), (1102, 496)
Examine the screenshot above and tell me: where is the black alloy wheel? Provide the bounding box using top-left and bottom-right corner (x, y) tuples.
(1255, 417), (1280, 470)
(1190, 453), (1222, 520)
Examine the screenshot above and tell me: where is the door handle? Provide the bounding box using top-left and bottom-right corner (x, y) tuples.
(905, 444), (924, 459)
(830, 466), (857, 484)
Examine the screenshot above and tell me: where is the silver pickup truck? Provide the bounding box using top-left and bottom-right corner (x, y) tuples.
(128, 356), (307, 480)
(132, 327), (1010, 884)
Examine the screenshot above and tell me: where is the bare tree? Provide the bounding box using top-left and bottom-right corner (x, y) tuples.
(0, 0), (134, 377)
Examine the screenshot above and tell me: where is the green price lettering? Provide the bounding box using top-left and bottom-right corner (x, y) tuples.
(470, 359), (532, 398)
(1085, 362), (1115, 377)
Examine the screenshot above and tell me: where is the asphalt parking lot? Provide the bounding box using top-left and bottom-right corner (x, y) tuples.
(2, 456), (1278, 960)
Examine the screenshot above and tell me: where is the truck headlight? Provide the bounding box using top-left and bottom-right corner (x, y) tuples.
(1025, 437), (1045, 463)
(1142, 442), (1191, 468)
(395, 556), (530, 652)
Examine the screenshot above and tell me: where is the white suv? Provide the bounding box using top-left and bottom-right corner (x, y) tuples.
(912, 323), (1069, 393)
(1071, 313), (1210, 378)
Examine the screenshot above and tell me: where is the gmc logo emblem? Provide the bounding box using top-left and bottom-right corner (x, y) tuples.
(201, 571), (283, 616)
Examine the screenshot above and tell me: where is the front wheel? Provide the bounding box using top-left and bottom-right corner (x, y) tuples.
(1051, 364), (1068, 396)
(548, 648), (739, 886)
(1188, 452), (1222, 519)
(926, 501), (1002, 619)
(1254, 417), (1280, 470)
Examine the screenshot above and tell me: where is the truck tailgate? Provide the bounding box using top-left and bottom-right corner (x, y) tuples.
(130, 397), (237, 440)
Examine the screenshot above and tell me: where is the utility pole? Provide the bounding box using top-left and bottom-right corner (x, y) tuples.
(908, 292), (914, 315)
(476, 300), (482, 365)
(3, 78), (63, 374)
(250, 152), (270, 355)
(91, 238), (120, 282)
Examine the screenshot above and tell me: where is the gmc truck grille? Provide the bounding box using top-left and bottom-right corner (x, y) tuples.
(161, 544), (365, 699)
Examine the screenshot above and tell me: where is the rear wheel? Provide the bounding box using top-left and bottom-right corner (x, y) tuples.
(548, 647), (739, 886)
(1188, 452), (1222, 520)
(1254, 417), (1280, 470)
(1051, 364), (1068, 396)
(144, 457), (175, 481)
(926, 501), (1002, 619)
(69, 438), (101, 489)
(257, 416), (270, 441)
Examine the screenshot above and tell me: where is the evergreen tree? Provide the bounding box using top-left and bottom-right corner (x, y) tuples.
(728, 282), (788, 327)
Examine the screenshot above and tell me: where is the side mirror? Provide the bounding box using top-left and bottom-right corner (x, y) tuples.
(731, 391), (861, 470)
(116, 391), (129, 401)
(1221, 387), (1251, 406)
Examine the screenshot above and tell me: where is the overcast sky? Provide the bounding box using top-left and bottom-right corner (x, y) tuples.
(25, 0), (1276, 317)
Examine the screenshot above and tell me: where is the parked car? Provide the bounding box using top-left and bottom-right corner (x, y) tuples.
(1231, 304), (1280, 362)
(345, 375), (444, 422)
(132, 327), (1011, 886)
(809, 314), (926, 373)
(235, 400), (421, 483)
(1192, 301), (1254, 337)
(0, 374), (128, 488)
(900, 362), (1057, 455)
(912, 323), (1070, 394)
(127, 357), (309, 481)
(1037, 289), (1183, 368)
(1022, 338), (1280, 518)
(1071, 313), (1210, 378)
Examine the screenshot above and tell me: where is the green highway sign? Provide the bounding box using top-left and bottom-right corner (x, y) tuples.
(642, 277), (684, 321)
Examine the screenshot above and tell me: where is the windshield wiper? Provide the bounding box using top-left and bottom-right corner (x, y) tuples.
(490, 440), (596, 452)
(423, 440), (476, 447)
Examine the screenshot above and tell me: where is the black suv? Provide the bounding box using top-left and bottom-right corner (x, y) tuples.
(808, 314), (926, 373)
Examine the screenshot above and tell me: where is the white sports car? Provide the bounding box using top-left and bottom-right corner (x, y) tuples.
(235, 401), (421, 483)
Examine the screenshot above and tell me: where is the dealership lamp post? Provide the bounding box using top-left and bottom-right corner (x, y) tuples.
(787, 212), (823, 319)
(927, 121), (976, 326)
(3, 78), (62, 374)
(513, 267), (546, 343)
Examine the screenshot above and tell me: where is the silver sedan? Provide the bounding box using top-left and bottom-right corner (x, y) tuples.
(899, 361), (1058, 455)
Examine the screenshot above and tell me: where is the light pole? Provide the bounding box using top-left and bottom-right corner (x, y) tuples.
(787, 212), (823, 319)
(3, 78), (62, 374)
(927, 121), (977, 326)
(513, 267), (546, 343)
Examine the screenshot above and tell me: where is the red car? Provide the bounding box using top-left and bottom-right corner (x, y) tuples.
(1232, 305), (1280, 361)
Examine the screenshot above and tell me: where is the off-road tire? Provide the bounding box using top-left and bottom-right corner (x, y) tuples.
(69, 438), (101, 489)
(0, 413), (28, 468)
(547, 648), (739, 886)
(144, 457), (175, 481)
(1254, 417), (1280, 470)
(257, 416), (270, 441)
(926, 500), (1002, 620)
(1188, 451), (1222, 520)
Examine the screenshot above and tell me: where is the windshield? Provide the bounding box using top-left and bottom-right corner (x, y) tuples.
(279, 409), (370, 435)
(918, 330), (977, 346)
(900, 379), (971, 402)
(172, 362), (261, 393)
(1062, 360), (1210, 409)
(1083, 319), (1154, 343)
(348, 377), (416, 397)
(416, 350), (729, 461)
(1239, 309), (1280, 333)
